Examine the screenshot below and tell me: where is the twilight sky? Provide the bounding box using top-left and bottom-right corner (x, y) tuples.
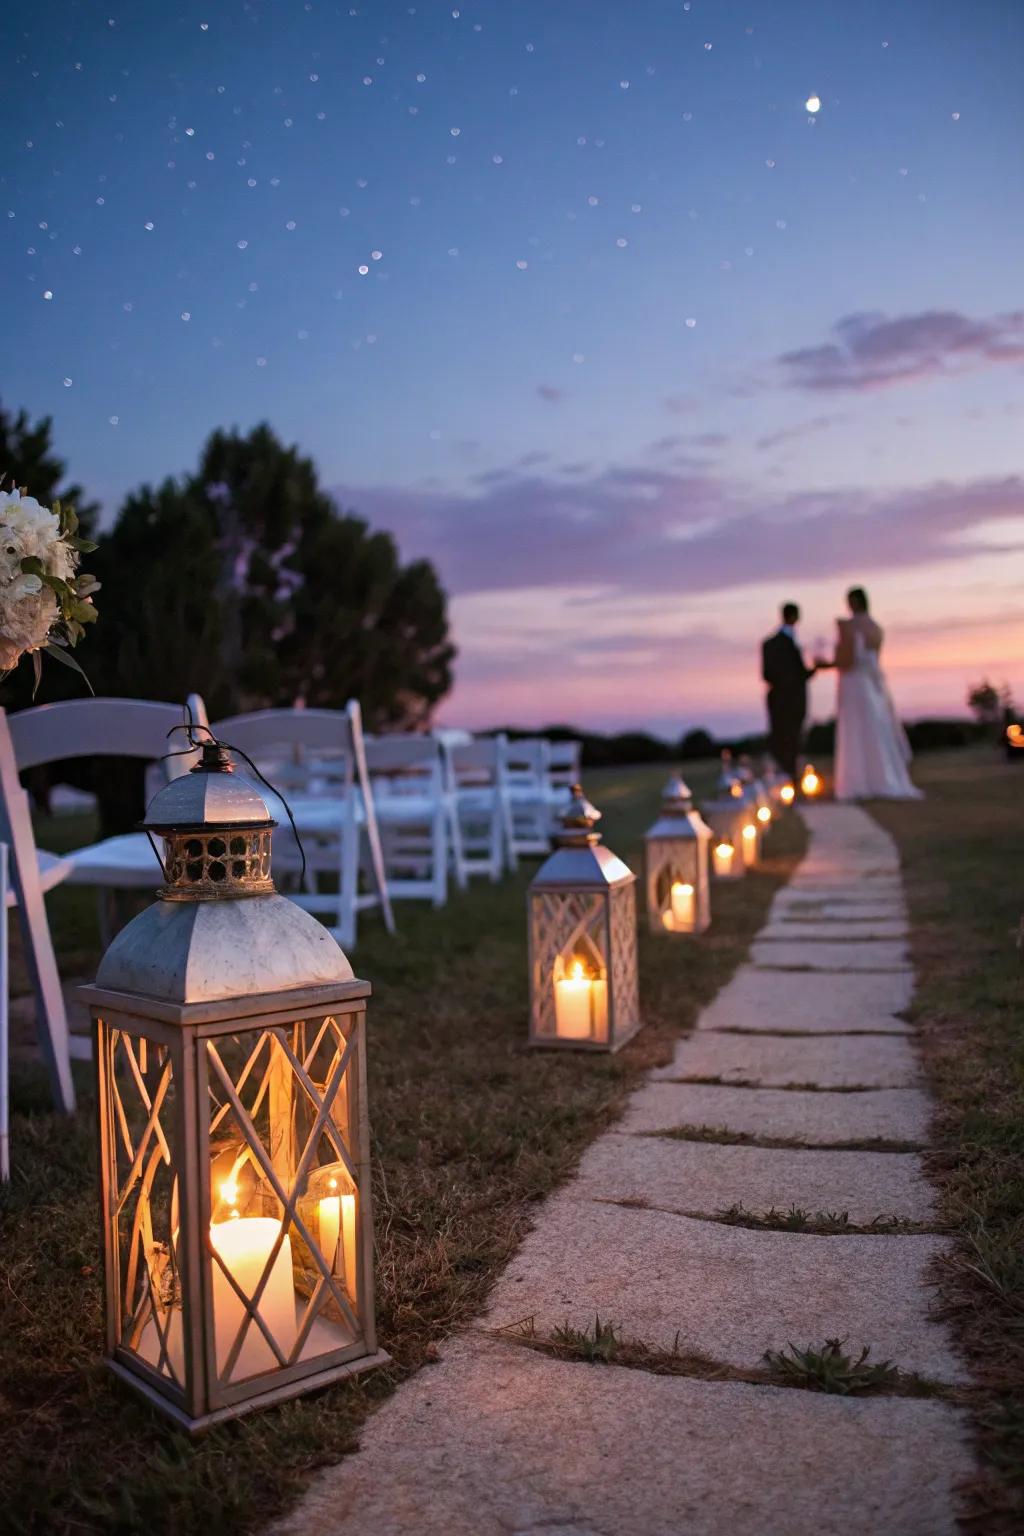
(3, 0), (1022, 735)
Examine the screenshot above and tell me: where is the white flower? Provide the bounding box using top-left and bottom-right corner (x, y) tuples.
(0, 489), (78, 669)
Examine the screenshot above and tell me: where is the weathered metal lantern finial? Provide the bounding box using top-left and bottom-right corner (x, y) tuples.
(643, 775), (712, 934)
(527, 783), (641, 1051)
(79, 740), (386, 1431)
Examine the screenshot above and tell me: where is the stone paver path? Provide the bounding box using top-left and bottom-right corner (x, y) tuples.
(273, 804), (973, 1536)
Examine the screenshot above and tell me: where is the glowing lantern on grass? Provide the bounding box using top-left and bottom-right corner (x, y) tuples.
(528, 784), (640, 1051)
(79, 740), (386, 1431)
(801, 764), (822, 797)
(643, 776), (712, 935)
(780, 783), (796, 806)
(702, 796), (753, 881)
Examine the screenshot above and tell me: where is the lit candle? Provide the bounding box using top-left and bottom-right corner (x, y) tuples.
(712, 841), (736, 878)
(669, 880), (696, 931)
(318, 1179), (359, 1301)
(780, 783), (795, 805)
(554, 960), (605, 1039)
(210, 1185), (297, 1381)
(729, 781), (743, 799)
(801, 766), (821, 796)
(756, 805), (771, 825)
(741, 823), (758, 868)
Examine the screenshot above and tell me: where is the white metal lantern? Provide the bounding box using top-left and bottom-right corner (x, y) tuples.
(528, 784), (640, 1052)
(702, 797), (751, 881)
(643, 776), (712, 935)
(79, 742), (387, 1431)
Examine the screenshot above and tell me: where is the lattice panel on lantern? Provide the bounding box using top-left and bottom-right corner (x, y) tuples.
(105, 1026), (185, 1387)
(163, 828), (272, 895)
(204, 1016), (364, 1387)
(609, 884), (640, 1033)
(530, 889), (607, 1041)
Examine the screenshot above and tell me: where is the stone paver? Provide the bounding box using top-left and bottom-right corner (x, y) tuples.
(651, 1029), (920, 1087)
(270, 802), (972, 1536)
(758, 919), (909, 940)
(750, 939), (911, 972)
(484, 1195), (963, 1381)
(572, 1136), (937, 1223)
(618, 1080), (931, 1143)
(698, 966), (913, 1034)
(273, 1333), (972, 1536)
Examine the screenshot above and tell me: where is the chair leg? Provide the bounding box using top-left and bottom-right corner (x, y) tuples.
(1, 849), (8, 1182)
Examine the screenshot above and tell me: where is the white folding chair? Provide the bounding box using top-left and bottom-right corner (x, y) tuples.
(546, 739), (582, 812)
(364, 735), (449, 906)
(0, 698), (201, 1111)
(207, 702), (394, 950)
(501, 736), (553, 861)
(440, 736), (507, 884)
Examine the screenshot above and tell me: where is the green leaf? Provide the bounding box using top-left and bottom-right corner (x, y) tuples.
(69, 536), (97, 553)
(43, 642), (94, 694)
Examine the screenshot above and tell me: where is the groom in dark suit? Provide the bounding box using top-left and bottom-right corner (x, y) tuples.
(762, 602), (816, 783)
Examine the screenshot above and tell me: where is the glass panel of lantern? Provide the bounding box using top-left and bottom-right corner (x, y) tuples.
(528, 784), (640, 1052)
(701, 797), (751, 881)
(81, 740), (387, 1431)
(643, 776), (712, 934)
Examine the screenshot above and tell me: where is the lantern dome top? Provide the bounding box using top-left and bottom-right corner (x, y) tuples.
(532, 782), (634, 889)
(660, 774), (694, 812)
(94, 891), (355, 1004)
(143, 741), (275, 832)
(558, 783), (601, 842)
(645, 780), (712, 845)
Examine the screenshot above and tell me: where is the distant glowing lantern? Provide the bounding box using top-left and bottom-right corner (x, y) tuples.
(643, 775), (712, 935)
(701, 796), (753, 880)
(740, 821), (760, 869)
(712, 841), (740, 880)
(529, 784), (640, 1051)
(780, 783), (796, 806)
(756, 805), (772, 825)
(1006, 722), (1024, 761)
(801, 765), (822, 797)
(79, 741), (386, 1431)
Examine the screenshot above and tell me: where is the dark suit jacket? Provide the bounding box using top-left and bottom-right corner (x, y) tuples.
(762, 630), (814, 721)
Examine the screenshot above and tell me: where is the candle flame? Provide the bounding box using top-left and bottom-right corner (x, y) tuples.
(742, 824), (756, 841)
(220, 1178), (239, 1208)
(780, 784), (795, 804)
(570, 959), (585, 981)
(729, 782), (743, 798)
(671, 881), (694, 895)
(801, 766), (821, 795)
(328, 1177), (338, 1191)
(757, 806), (771, 823)
(1007, 723), (1023, 746)
(715, 842), (732, 856)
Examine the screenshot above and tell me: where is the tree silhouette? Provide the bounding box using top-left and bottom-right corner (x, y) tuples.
(91, 423), (455, 729)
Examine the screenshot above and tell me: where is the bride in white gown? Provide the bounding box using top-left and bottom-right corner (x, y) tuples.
(825, 588), (923, 801)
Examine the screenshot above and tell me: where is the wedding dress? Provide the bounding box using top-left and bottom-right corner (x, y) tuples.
(834, 625), (923, 801)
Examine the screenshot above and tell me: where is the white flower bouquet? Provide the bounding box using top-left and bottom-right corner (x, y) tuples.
(0, 489), (99, 689)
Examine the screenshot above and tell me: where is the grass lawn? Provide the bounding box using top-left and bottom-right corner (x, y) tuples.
(870, 747), (1024, 1531)
(0, 763), (806, 1536)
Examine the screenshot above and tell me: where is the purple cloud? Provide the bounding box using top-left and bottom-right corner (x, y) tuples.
(333, 465), (1024, 600)
(756, 415), (841, 451)
(780, 309), (1024, 392)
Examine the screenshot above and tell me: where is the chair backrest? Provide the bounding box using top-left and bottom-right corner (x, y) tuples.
(364, 734), (443, 785)
(209, 703), (395, 934)
(502, 736), (550, 782)
(446, 736), (502, 785)
(4, 698), (199, 772)
(547, 739), (582, 785)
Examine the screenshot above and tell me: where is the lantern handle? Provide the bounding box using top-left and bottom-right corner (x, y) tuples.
(163, 710), (308, 889)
